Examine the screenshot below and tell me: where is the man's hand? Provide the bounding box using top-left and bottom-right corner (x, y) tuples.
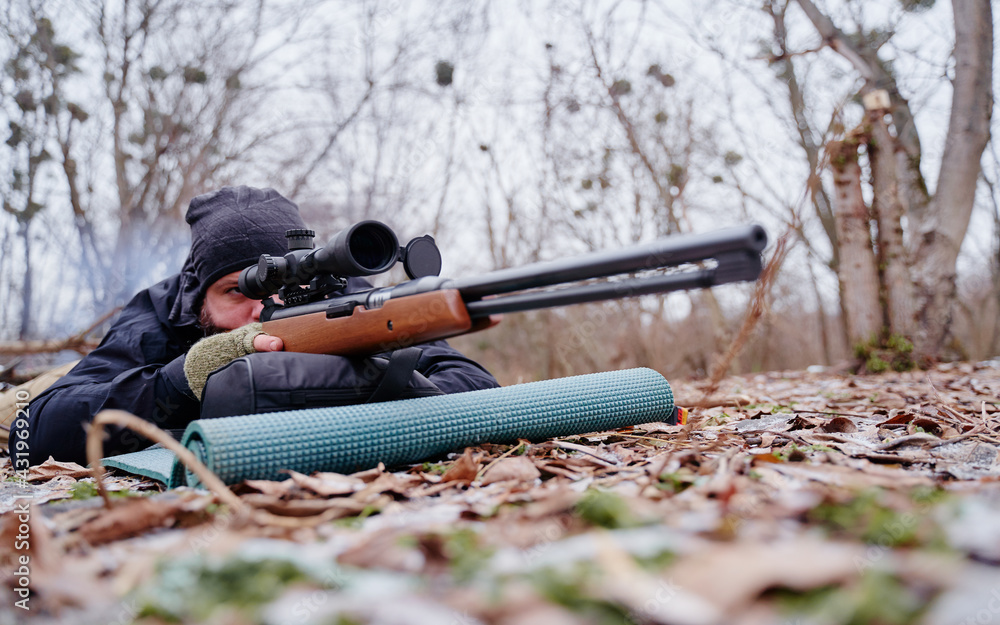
(253, 334), (284, 352)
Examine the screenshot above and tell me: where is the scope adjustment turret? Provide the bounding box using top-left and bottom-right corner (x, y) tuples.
(285, 229), (316, 251)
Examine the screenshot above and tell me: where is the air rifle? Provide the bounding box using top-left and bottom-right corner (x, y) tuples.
(238, 222), (768, 356)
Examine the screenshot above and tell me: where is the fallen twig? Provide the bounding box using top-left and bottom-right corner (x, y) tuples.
(877, 433), (940, 451)
(704, 226), (793, 396)
(86, 410), (245, 512)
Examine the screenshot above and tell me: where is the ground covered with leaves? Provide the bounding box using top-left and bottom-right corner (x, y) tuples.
(2, 361), (1000, 625)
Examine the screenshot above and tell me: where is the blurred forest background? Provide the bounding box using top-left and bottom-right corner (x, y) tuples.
(0, 0), (996, 385)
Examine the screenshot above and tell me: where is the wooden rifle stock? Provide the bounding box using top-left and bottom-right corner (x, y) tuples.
(262, 289), (500, 356)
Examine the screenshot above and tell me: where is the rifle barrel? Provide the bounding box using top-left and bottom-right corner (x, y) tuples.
(464, 269), (714, 317)
(450, 224), (767, 300)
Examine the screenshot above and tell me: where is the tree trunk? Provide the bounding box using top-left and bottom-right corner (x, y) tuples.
(806, 258), (832, 365)
(828, 138), (881, 347)
(866, 108), (915, 338)
(911, 0), (993, 361)
(18, 221), (33, 340)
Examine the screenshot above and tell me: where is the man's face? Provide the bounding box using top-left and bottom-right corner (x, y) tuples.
(199, 270), (264, 334)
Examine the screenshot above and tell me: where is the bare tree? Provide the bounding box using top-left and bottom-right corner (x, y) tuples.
(790, 0), (993, 362)
(94, 0), (320, 300)
(1, 6), (84, 338)
(1, 0), (325, 342)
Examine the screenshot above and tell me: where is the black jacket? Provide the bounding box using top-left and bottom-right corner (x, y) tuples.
(14, 275), (499, 465)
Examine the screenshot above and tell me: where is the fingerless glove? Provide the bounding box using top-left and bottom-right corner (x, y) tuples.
(183, 323), (264, 400)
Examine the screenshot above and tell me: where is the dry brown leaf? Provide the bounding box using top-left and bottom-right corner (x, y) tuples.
(537, 461), (587, 480)
(45, 504), (104, 534)
(75, 497), (190, 545)
(877, 411), (920, 427)
(821, 416), (858, 433)
(755, 462), (935, 490)
(338, 528), (422, 572)
(241, 492), (376, 518)
(511, 486), (580, 520)
(548, 440), (618, 465)
(750, 452), (784, 464)
(441, 448), (480, 483)
(634, 421), (686, 435)
(788, 415), (822, 430)
(26, 458), (91, 482)
(668, 538), (864, 613)
(286, 470), (364, 497)
(350, 463), (386, 483)
(595, 533), (720, 625)
(907, 417), (945, 437)
(408, 480), (461, 498)
(2, 526), (114, 615)
(481, 456), (542, 485)
(0, 504), (58, 573)
(353, 472), (422, 500)
(235, 479), (298, 498)
(605, 443), (641, 465)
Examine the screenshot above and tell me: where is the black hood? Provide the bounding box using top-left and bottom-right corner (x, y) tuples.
(168, 186), (306, 327)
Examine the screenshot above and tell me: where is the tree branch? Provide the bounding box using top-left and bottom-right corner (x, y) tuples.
(0, 307), (120, 355)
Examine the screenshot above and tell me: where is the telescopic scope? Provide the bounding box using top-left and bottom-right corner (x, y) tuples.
(312, 220), (399, 277)
(238, 221), (401, 299)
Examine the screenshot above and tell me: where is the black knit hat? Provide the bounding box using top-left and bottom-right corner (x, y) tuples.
(169, 186), (306, 325)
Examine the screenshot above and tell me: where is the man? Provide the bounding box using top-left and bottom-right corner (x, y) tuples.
(12, 186), (499, 465)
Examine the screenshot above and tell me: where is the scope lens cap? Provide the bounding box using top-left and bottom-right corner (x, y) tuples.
(402, 235), (442, 279)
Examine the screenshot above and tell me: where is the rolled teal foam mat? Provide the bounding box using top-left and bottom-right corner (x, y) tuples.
(103, 368), (674, 487)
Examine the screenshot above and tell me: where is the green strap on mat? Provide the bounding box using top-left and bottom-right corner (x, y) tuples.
(102, 367), (674, 487)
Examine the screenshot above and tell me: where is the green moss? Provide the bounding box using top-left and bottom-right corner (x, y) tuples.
(805, 488), (947, 548)
(135, 555), (322, 622)
(440, 528), (495, 582)
(704, 412), (732, 425)
(886, 334), (913, 353)
(419, 461), (449, 475)
(854, 333), (916, 373)
(634, 549), (677, 571)
(574, 489), (636, 529)
(69, 481), (136, 500)
(777, 443), (808, 462)
(866, 355), (889, 373)
(532, 562), (633, 624)
(774, 571), (934, 625)
(656, 470), (697, 494)
(333, 504), (381, 529)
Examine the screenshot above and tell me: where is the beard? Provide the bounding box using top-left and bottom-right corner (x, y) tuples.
(198, 306), (226, 337)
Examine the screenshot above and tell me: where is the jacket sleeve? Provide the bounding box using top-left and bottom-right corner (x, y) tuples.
(414, 340), (500, 394)
(12, 292), (200, 466)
